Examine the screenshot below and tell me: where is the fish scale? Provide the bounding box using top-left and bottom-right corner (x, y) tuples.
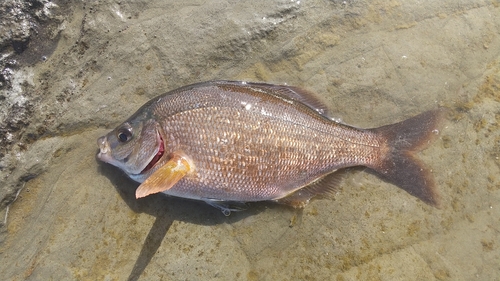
(149, 85), (378, 201)
(97, 80), (445, 213)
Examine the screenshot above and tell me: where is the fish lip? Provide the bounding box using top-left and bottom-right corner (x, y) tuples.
(97, 136), (112, 163)
(140, 130), (165, 174)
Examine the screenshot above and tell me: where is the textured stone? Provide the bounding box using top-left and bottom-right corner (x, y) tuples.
(0, 0), (499, 280)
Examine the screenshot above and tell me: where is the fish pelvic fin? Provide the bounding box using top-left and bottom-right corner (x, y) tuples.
(203, 200), (248, 216)
(369, 108), (448, 208)
(135, 153), (193, 199)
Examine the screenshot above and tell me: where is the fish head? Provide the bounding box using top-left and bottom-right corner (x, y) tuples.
(97, 118), (164, 183)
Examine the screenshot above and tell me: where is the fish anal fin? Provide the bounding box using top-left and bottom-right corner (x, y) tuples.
(135, 153), (192, 199)
(275, 191), (313, 209)
(276, 171), (343, 208)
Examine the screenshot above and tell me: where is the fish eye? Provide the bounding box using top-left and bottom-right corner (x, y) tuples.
(117, 128), (132, 143)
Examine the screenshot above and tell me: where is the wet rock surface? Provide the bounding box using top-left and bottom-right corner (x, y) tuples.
(0, 0), (499, 280)
(0, 0), (62, 215)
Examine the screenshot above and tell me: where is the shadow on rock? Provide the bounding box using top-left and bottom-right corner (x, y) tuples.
(96, 159), (274, 281)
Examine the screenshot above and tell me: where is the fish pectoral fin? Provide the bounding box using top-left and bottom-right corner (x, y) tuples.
(275, 171), (344, 208)
(135, 154), (192, 199)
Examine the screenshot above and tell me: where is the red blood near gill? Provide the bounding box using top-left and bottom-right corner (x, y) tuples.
(141, 134), (165, 173)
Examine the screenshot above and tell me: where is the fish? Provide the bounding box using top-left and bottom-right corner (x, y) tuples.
(97, 80), (445, 215)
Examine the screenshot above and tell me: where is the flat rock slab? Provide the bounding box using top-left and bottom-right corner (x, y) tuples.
(0, 0), (499, 280)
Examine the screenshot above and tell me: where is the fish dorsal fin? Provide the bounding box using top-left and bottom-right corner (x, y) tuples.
(275, 171), (344, 208)
(218, 81), (331, 117)
(268, 84), (330, 116)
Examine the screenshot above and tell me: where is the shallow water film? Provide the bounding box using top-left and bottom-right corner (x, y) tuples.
(1, 0), (499, 280)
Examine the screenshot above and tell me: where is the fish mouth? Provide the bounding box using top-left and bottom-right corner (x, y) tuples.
(97, 136), (113, 163)
(141, 131), (165, 174)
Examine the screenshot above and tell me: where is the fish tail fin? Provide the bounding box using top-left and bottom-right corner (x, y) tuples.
(369, 108), (447, 208)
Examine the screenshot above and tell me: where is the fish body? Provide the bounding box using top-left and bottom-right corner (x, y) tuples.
(97, 80), (444, 213)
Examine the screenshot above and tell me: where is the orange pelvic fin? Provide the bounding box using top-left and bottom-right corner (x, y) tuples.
(135, 153), (192, 199)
